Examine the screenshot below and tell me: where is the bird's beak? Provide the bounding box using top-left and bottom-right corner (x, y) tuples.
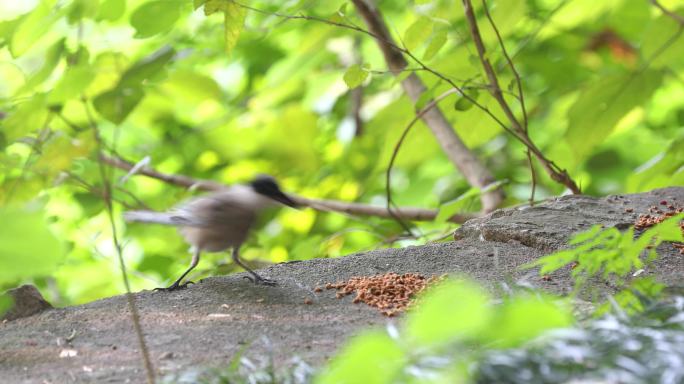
(271, 191), (300, 208)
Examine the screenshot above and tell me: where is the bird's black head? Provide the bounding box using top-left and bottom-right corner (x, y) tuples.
(249, 175), (298, 208)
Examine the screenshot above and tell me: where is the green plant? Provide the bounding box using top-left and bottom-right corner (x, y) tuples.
(527, 213), (684, 313)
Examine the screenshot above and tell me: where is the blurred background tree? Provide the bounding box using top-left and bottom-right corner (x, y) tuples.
(0, 0), (682, 306)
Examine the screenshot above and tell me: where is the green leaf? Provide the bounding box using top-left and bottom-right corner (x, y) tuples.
(404, 16), (433, 52)
(415, 88), (435, 111)
(0, 18), (23, 48)
(405, 279), (492, 345)
(436, 181), (504, 221)
(203, 0), (249, 53)
(423, 30), (447, 60)
(396, 70), (413, 83)
(628, 136), (684, 192)
(119, 46), (175, 88)
(484, 296), (573, 347)
(641, 10), (684, 68)
(203, 0), (224, 16)
(0, 207), (64, 283)
(2, 94), (49, 142)
(194, 0), (208, 10)
(93, 46), (174, 124)
(96, 0), (126, 21)
(0, 62), (26, 99)
(481, 0), (527, 41)
(315, 330), (405, 384)
(67, 0), (100, 24)
(130, 1), (181, 38)
(202, 0), (235, 16)
(222, 2), (246, 55)
(328, 12), (345, 24)
(454, 90), (479, 111)
(568, 224), (603, 245)
(92, 86), (144, 124)
(646, 213), (684, 243)
(531, 250), (578, 275)
(33, 132), (94, 177)
(10, 1), (62, 57)
(69, 46), (91, 67)
(48, 65), (96, 104)
(343, 64), (368, 89)
(566, 70), (663, 160)
(15, 38), (65, 96)
(436, 188), (478, 222)
(160, 70), (222, 103)
(600, 277), (664, 315)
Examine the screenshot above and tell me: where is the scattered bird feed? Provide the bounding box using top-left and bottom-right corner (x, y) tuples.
(320, 272), (445, 317)
(634, 200), (684, 254)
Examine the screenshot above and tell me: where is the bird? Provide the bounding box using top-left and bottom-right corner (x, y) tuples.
(123, 175), (298, 291)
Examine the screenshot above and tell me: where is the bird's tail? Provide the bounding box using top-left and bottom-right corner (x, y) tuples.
(123, 211), (178, 225)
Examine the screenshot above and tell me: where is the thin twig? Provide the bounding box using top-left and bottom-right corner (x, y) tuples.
(386, 88), (462, 230)
(351, 37), (364, 137)
(463, 0), (523, 134)
(82, 100), (155, 384)
(65, 171), (150, 211)
(234, 0), (511, 143)
(650, 0), (684, 25)
(525, 150), (536, 205)
(350, 0), (505, 213)
(462, 0), (580, 194)
(234, 0), (509, 211)
(482, 0), (537, 205)
(482, 0), (528, 132)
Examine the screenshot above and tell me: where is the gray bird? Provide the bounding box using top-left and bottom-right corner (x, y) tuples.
(124, 175), (298, 291)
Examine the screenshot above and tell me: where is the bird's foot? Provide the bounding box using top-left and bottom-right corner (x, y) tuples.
(154, 281), (194, 292)
(242, 275), (277, 286)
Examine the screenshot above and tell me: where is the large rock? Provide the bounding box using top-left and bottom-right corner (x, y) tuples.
(0, 187), (682, 384)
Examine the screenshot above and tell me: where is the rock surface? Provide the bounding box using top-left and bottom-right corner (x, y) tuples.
(0, 187), (682, 384)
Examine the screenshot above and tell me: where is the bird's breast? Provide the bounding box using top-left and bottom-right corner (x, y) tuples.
(178, 223), (251, 252)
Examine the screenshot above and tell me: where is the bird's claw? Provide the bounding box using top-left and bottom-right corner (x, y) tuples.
(154, 281), (194, 292)
(242, 275), (277, 286)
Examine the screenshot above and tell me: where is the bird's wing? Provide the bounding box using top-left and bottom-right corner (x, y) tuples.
(173, 190), (258, 227)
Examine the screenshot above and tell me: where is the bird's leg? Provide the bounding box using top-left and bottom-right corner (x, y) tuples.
(155, 248), (201, 291)
(232, 247), (276, 286)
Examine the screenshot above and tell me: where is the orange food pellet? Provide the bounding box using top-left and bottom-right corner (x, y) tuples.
(324, 272), (446, 316)
(634, 202), (684, 255)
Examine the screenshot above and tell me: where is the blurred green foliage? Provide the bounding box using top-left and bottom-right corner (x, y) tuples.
(0, 0), (683, 306)
(316, 278), (572, 384)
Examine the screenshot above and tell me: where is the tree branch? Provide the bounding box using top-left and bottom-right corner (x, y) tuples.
(350, 0), (504, 213)
(650, 0), (684, 25)
(100, 154), (476, 224)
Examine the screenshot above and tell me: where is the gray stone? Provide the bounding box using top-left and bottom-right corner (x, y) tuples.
(0, 187), (681, 384)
